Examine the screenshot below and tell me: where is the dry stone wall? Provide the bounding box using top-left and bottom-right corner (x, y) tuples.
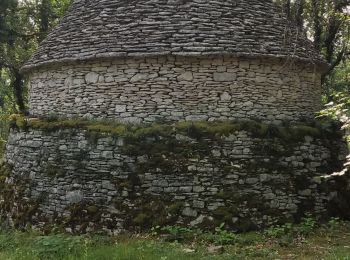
(3, 124), (346, 234)
(28, 56), (322, 124)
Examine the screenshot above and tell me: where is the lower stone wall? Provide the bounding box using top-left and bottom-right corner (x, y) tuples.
(1, 120), (348, 234)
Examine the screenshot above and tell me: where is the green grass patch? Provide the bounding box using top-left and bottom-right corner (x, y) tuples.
(0, 219), (349, 259)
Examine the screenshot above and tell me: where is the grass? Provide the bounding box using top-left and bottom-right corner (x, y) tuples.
(0, 220), (349, 259)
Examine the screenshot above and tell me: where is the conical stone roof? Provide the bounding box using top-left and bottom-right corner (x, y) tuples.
(22, 0), (325, 73)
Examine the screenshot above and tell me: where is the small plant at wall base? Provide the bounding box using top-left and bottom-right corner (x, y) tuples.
(264, 214), (317, 239)
(206, 223), (240, 246)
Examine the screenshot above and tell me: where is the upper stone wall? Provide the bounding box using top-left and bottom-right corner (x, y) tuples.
(28, 56), (322, 123)
(21, 0), (325, 73)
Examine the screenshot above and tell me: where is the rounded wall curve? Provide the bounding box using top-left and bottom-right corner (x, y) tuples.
(2, 124), (347, 232)
(28, 56), (322, 123)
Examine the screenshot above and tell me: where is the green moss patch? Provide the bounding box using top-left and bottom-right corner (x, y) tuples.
(8, 114), (343, 143)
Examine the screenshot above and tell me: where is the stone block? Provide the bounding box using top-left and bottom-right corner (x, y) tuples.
(182, 207), (198, 217)
(115, 105), (127, 113)
(85, 72), (99, 84)
(220, 92), (232, 101)
(213, 72), (237, 81)
(178, 71), (193, 81)
(130, 73), (148, 82)
(66, 191), (83, 204)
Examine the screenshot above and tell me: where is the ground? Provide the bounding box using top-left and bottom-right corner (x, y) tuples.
(0, 219), (349, 260)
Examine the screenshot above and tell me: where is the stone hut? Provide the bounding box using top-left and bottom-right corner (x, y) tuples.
(1, 0), (348, 233)
(22, 0), (325, 123)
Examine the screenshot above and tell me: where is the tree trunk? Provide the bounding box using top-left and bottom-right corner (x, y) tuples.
(283, 0), (291, 18)
(39, 0), (50, 42)
(11, 70), (26, 114)
(311, 0), (322, 51)
(295, 0), (304, 28)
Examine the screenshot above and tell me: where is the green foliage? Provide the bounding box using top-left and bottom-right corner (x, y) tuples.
(319, 92), (350, 172)
(324, 60), (350, 97)
(8, 113), (26, 128)
(0, 138), (6, 158)
(158, 225), (193, 237)
(320, 92), (350, 132)
(0, 77), (12, 156)
(0, 221), (350, 259)
(264, 214), (317, 239)
(0, 229), (20, 251)
(154, 223), (239, 246)
(32, 234), (85, 259)
(296, 215), (317, 235)
(0, 0), (73, 114)
(275, 0), (349, 96)
(264, 224), (290, 238)
(205, 223), (240, 246)
(327, 217), (342, 230)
